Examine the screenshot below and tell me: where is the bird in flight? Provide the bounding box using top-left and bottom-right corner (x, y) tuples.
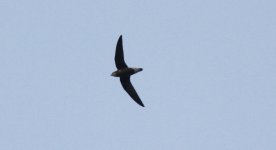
(111, 35), (144, 107)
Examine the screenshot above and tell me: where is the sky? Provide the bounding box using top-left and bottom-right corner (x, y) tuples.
(0, 0), (276, 149)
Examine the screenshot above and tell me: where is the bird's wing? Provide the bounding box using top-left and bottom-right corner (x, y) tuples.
(115, 35), (128, 69)
(120, 76), (144, 107)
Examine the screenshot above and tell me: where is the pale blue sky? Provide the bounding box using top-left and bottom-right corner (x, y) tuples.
(0, 0), (276, 149)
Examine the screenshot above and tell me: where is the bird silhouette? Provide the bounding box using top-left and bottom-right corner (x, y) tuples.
(111, 35), (144, 107)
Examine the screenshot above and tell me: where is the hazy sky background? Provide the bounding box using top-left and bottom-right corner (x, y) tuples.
(1, 0), (275, 149)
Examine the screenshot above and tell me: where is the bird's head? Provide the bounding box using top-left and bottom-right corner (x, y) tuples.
(111, 71), (118, 77)
(133, 68), (143, 73)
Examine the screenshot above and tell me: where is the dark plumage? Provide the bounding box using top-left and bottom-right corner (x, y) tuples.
(111, 35), (144, 107)
(115, 36), (128, 69)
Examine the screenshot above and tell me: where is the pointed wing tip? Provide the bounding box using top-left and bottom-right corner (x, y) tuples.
(117, 35), (123, 46)
(136, 99), (145, 107)
(134, 98), (145, 107)
(132, 97), (145, 107)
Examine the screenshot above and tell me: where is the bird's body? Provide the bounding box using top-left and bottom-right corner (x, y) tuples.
(111, 35), (144, 107)
(111, 68), (142, 77)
